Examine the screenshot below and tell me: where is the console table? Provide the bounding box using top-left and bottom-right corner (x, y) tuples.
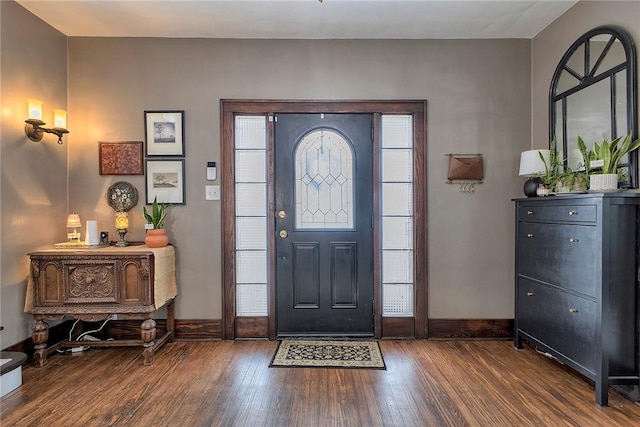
(25, 245), (177, 367)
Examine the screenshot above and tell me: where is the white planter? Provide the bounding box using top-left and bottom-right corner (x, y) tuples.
(589, 174), (618, 192)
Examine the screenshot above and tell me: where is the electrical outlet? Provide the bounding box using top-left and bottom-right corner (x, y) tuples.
(205, 185), (220, 201)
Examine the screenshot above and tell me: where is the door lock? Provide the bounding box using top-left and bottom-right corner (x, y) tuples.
(277, 210), (287, 219)
(279, 230), (288, 239)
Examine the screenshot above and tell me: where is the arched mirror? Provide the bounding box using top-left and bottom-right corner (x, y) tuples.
(550, 25), (638, 187)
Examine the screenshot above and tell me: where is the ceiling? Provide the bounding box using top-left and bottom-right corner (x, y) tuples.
(16, 0), (578, 39)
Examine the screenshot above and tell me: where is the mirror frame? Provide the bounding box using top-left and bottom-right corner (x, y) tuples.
(549, 25), (637, 188)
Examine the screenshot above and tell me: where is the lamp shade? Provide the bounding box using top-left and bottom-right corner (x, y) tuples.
(66, 213), (81, 228)
(519, 150), (550, 176)
(27, 99), (43, 121)
(53, 109), (67, 130)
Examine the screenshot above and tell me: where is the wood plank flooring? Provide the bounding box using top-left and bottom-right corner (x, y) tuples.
(2, 340), (640, 426)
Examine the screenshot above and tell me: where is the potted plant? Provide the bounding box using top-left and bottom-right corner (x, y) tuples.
(536, 139), (560, 196)
(580, 134), (640, 191)
(555, 166), (589, 193)
(143, 196), (170, 247)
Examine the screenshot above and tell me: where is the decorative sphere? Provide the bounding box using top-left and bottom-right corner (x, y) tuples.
(523, 178), (539, 197)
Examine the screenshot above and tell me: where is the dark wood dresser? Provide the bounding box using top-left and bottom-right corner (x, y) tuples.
(26, 245), (177, 367)
(514, 193), (640, 406)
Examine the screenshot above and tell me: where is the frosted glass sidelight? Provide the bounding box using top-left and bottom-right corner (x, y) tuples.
(382, 183), (412, 216)
(235, 116), (267, 149)
(381, 115), (414, 317)
(235, 115), (268, 316)
(295, 129), (354, 229)
(382, 250), (414, 283)
(236, 250), (267, 284)
(382, 284), (413, 316)
(381, 115), (413, 148)
(382, 217), (413, 250)
(236, 183), (267, 216)
(237, 284), (268, 316)
(236, 217), (267, 250)
(236, 150), (267, 183)
(382, 149), (412, 182)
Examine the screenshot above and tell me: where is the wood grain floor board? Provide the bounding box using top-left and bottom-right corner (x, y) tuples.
(2, 340), (640, 426)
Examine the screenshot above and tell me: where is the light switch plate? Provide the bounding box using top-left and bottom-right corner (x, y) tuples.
(205, 185), (220, 201)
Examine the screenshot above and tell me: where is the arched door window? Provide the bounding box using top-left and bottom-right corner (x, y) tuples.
(294, 129), (354, 229)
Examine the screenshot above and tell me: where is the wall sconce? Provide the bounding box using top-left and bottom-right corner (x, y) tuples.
(66, 212), (81, 243)
(24, 99), (69, 144)
(114, 211), (129, 247)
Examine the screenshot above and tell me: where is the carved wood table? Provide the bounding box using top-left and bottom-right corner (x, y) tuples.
(25, 245), (177, 367)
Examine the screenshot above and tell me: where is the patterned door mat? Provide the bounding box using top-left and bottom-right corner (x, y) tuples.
(269, 340), (386, 369)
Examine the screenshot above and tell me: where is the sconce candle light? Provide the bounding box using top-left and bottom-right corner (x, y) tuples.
(114, 211), (129, 247)
(25, 99), (69, 144)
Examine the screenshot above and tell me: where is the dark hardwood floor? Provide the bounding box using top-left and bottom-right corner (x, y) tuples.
(2, 340), (640, 426)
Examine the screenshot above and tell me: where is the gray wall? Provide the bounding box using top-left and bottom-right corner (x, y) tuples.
(0, 1), (68, 347)
(67, 37), (530, 323)
(10, 0), (635, 346)
(532, 0), (640, 150)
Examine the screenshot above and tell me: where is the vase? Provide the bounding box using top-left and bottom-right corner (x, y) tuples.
(144, 229), (169, 248)
(536, 184), (551, 197)
(589, 174), (618, 192)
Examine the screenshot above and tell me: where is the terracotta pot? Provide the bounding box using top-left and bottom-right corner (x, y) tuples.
(144, 229), (169, 248)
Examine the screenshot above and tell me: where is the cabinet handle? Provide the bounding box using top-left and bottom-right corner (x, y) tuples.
(569, 238), (579, 243)
(527, 233), (534, 238)
(568, 210), (578, 216)
(569, 308), (578, 313)
(526, 210), (535, 215)
(526, 292), (534, 297)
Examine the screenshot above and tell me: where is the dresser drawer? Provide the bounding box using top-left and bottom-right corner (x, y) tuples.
(517, 222), (597, 297)
(517, 278), (596, 372)
(518, 203), (596, 223)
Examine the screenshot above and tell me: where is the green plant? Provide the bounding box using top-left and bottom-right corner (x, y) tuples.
(143, 196), (169, 229)
(537, 139), (561, 187)
(587, 134), (640, 174)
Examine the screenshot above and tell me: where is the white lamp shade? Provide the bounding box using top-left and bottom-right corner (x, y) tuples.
(27, 99), (43, 121)
(53, 109), (67, 129)
(519, 149), (550, 176)
(66, 213), (81, 228)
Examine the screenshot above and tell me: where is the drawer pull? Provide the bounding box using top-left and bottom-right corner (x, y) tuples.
(569, 238), (579, 243)
(526, 292), (534, 297)
(527, 233), (534, 238)
(569, 308), (578, 313)
(526, 210), (535, 215)
(568, 210), (578, 216)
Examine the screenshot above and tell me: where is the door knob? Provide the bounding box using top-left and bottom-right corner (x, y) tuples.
(277, 210), (287, 219)
(279, 230), (288, 239)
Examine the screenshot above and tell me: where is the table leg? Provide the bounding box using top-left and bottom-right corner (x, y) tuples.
(141, 318), (156, 366)
(167, 299), (175, 343)
(32, 316), (49, 367)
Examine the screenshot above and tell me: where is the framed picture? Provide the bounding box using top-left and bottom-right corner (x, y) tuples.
(99, 141), (144, 175)
(145, 159), (185, 205)
(144, 110), (185, 156)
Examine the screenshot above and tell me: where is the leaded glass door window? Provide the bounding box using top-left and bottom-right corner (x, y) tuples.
(295, 129), (354, 229)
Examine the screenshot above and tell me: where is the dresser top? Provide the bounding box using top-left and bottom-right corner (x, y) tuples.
(512, 192), (640, 202)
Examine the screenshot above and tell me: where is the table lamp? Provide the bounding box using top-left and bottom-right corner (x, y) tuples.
(519, 149), (550, 197)
(66, 213), (81, 243)
(114, 211), (129, 247)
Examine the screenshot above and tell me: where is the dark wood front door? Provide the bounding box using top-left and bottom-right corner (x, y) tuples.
(275, 113), (374, 336)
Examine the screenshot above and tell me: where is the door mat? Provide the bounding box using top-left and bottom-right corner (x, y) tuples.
(269, 340), (386, 370)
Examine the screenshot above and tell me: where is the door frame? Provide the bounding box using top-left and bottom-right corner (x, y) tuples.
(221, 100), (428, 340)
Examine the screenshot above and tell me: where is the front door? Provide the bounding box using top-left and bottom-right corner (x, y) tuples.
(275, 113), (374, 336)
